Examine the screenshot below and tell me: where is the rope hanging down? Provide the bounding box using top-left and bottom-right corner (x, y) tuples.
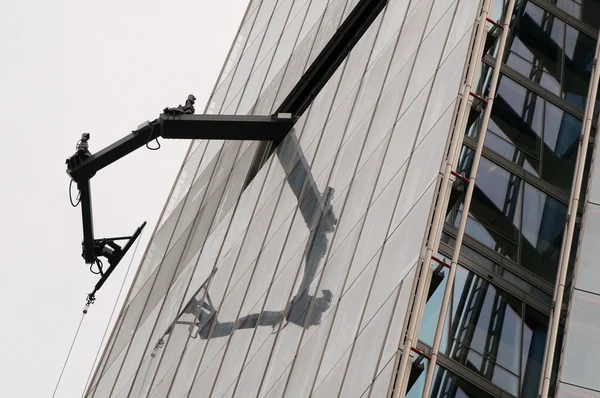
(52, 228), (144, 398)
(52, 312), (85, 398)
(80, 232), (143, 397)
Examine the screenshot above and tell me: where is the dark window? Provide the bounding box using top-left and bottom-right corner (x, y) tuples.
(487, 75), (543, 176)
(418, 263), (563, 396)
(449, 147), (568, 283)
(521, 306), (563, 397)
(549, 0), (600, 36)
(499, 1), (599, 114)
(429, 367), (496, 398)
(542, 102), (581, 193)
(521, 183), (567, 283)
(420, 265), (521, 396)
(471, 74), (585, 194)
(563, 25), (596, 110)
(449, 149), (521, 262)
(504, 2), (564, 94)
(405, 362), (497, 398)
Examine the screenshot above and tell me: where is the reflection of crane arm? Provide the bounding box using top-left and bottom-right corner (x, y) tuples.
(155, 129), (337, 343)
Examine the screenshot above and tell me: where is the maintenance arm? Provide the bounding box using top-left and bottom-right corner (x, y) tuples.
(65, 95), (296, 306)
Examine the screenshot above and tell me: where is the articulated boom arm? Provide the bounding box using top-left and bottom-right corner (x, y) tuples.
(66, 95), (297, 306)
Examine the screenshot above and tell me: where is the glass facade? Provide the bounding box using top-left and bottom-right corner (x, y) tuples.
(83, 0), (600, 397)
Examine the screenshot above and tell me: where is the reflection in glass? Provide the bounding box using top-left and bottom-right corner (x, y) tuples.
(449, 149), (521, 262)
(486, 75), (542, 175)
(542, 102), (581, 193)
(504, 2), (563, 94)
(449, 146), (569, 283)
(563, 25), (596, 111)
(473, 63), (493, 100)
(420, 265), (521, 395)
(428, 366), (495, 398)
(521, 183), (567, 283)
(473, 73), (585, 194)
(405, 356), (427, 398)
(151, 131), (338, 363)
(501, 1), (599, 114)
(441, 232), (553, 304)
(551, 0), (600, 31)
(521, 306), (562, 397)
(419, 263), (563, 396)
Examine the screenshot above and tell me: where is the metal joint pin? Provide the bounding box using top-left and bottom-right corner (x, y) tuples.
(431, 256), (451, 269)
(469, 91), (488, 104)
(410, 346), (431, 360)
(450, 170), (470, 183)
(486, 16), (504, 29)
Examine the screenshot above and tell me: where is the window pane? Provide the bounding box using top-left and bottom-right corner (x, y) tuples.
(542, 102), (582, 193)
(581, 0), (600, 30)
(485, 75), (543, 174)
(449, 149), (521, 261)
(521, 306), (562, 397)
(445, 270), (521, 394)
(420, 264), (523, 396)
(563, 25), (596, 111)
(406, 356), (427, 398)
(552, 0), (600, 32)
(419, 266), (562, 397)
(418, 254), (451, 349)
(505, 2), (563, 91)
(428, 366), (496, 398)
(521, 183), (567, 283)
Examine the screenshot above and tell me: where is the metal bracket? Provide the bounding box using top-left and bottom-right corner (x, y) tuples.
(85, 222), (146, 305)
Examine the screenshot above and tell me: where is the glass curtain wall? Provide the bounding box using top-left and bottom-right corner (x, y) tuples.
(85, 0), (483, 396)
(412, 0), (598, 397)
(85, 0), (599, 396)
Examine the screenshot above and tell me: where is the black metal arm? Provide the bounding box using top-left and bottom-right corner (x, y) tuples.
(66, 113), (296, 183)
(66, 96), (297, 306)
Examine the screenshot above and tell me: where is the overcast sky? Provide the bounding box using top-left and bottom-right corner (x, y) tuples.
(0, 1), (248, 396)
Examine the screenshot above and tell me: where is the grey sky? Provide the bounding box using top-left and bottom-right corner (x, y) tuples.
(0, 1), (248, 396)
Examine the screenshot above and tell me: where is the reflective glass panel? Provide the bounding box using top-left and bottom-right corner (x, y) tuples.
(521, 183), (567, 283)
(427, 366), (496, 398)
(419, 264), (562, 397)
(474, 73), (585, 194)
(579, 0), (600, 30)
(520, 306), (562, 397)
(563, 25), (596, 111)
(542, 102), (582, 193)
(504, 2), (563, 93)
(420, 265), (522, 395)
(485, 75), (543, 175)
(405, 356), (427, 398)
(448, 148), (521, 261)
